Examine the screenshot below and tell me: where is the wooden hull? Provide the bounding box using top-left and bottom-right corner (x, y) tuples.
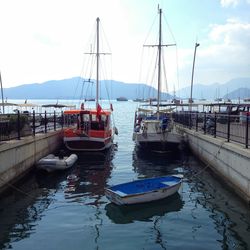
(64, 136), (113, 152)
(105, 175), (182, 205)
(133, 131), (182, 152)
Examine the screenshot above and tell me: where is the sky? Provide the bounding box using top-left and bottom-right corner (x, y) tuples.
(0, 0), (250, 92)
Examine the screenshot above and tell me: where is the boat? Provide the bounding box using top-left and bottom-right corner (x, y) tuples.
(132, 7), (182, 152)
(116, 97), (128, 101)
(36, 154), (78, 172)
(63, 17), (117, 151)
(105, 175), (183, 205)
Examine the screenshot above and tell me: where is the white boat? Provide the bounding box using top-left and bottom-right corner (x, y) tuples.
(105, 175), (183, 205)
(132, 7), (182, 152)
(36, 154), (78, 172)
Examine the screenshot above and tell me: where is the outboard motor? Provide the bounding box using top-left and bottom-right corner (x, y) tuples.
(58, 150), (65, 160)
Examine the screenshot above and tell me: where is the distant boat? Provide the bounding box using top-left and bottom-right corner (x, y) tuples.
(63, 17), (117, 152)
(105, 175), (183, 205)
(116, 97), (128, 101)
(132, 7), (182, 152)
(36, 154), (78, 172)
(133, 98), (146, 102)
(214, 98), (223, 102)
(85, 98), (95, 102)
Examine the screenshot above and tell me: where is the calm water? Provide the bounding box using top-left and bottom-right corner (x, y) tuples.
(0, 101), (250, 250)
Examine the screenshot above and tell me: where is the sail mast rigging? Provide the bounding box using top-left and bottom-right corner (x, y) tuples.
(144, 7), (176, 119)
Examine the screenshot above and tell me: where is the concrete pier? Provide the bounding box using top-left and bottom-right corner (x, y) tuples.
(0, 131), (63, 193)
(179, 126), (250, 205)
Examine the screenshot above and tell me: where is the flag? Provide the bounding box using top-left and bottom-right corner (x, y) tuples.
(110, 103), (113, 111)
(97, 104), (102, 115)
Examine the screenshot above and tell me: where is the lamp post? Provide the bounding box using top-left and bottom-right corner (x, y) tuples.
(189, 42), (200, 111)
(0, 71), (4, 114)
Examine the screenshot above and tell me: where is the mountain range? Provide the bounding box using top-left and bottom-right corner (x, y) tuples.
(2, 76), (250, 100)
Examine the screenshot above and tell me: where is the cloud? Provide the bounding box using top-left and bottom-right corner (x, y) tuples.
(197, 19), (250, 83)
(220, 0), (250, 7)
(220, 0), (240, 7)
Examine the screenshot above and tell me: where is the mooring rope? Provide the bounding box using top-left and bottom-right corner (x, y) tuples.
(186, 140), (226, 179)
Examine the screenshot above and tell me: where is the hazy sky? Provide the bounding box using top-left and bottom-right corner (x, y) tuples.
(0, 0), (250, 91)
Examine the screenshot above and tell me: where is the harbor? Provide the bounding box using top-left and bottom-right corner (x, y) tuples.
(0, 100), (250, 249)
(1, 2), (250, 249)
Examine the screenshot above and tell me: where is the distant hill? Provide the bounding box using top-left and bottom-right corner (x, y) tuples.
(3, 77), (172, 100)
(2, 76), (250, 100)
(224, 88), (250, 99)
(174, 77), (250, 100)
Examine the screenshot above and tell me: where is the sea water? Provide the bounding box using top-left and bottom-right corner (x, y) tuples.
(0, 100), (249, 250)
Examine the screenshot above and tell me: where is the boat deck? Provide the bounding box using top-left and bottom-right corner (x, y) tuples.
(110, 176), (179, 195)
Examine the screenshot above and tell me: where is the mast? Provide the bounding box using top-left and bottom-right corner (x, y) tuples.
(144, 7), (176, 119)
(96, 17), (100, 109)
(157, 8), (162, 117)
(0, 71), (4, 114)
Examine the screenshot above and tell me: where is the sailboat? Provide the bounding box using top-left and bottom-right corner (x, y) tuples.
(132, 7), (182, 152)
(63, 18), (117, 152)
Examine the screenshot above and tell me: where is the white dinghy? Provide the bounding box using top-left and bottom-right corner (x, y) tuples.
(37, 153), (78, 172)
(105, 175), (183, 205)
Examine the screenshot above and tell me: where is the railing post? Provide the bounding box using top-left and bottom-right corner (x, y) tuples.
(214, 112), (217, 138)
(61, 111), (64, 129)
(17, 110), (21, 140)
(54, 110), (56, 131)
(189, 112), (192, 129)
(33, 110), (35, 136)
(245, 107), (249, 149)
(196, 112), (198, 131)
(45, 111), (47, 133)
(203, 112), (206, 134)
(227, 111), (231, 142)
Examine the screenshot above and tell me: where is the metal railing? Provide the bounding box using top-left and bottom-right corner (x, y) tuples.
(173, 109), (250, 148)
(0, 110), (64, 142)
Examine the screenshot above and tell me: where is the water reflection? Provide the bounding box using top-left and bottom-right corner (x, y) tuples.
(63, 147), (114, 206)
(132, 147), (186, 177)
(105, 193), (184, 224)
(0, 146), (115, 250)
(0, 173), (55, 249)
(184, 160), (250, 249)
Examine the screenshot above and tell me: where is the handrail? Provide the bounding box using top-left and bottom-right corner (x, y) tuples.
(174, 111), (249, 148)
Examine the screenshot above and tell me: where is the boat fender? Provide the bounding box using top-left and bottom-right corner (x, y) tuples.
(114, 126), (118, 135)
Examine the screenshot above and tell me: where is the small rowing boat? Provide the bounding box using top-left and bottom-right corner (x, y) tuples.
(36, 154), (78, 172)
(105, 175), (183, 205)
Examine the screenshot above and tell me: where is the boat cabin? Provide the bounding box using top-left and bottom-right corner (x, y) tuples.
(64, 109), (112, 132)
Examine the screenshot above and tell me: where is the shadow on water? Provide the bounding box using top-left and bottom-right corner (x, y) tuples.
(62, 146), (115, 204)
(182, 157), (250, 249)
(132, 147), (188, 178)
(0, 171), (57, 249)
(0, 146), (116, 249)
(1, 140), (250, 249)
(105, 193), (184, 224)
